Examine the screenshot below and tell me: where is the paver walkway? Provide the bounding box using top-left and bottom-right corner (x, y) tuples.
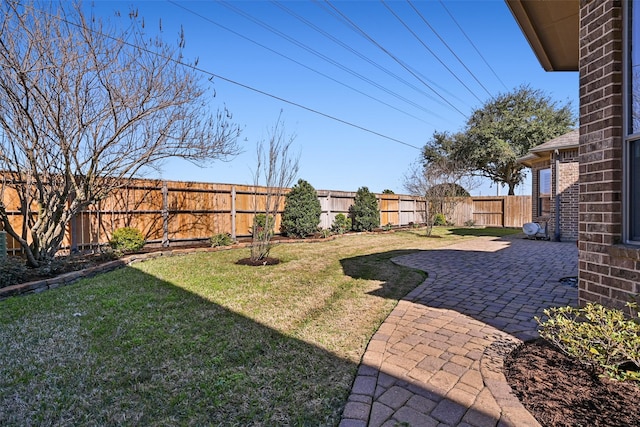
(340, 235), (578, 427)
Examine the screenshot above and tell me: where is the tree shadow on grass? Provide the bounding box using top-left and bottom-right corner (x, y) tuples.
(0, 266), (351, 426)
(339, 249), (427, 301)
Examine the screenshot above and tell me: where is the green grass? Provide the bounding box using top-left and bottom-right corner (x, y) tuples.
(0, 227), (509, 425)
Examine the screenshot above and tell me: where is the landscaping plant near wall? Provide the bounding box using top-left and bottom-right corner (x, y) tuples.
(537, 303), (640, 382)
(280, 179), (321, 238)
(350, 187), (380, 231)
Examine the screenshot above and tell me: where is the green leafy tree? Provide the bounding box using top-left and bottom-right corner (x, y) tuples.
(281, 179), (321, 238)
(350, 187), (379, 232)
(458, 85), (575, 195)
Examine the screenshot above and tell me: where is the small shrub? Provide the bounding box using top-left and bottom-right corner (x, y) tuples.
(433, 213), (447, 226)
(281, 179), (322, 238)
(464, 219), (476, 227)
(350, 187), (380, 231)
(382, 222), (393, 231)
(320, 229), (332, 238)
(331, 213), (351, 234)
(252, 214), (275, 240)
(537, 303), (640, 382)
(210, 233), (233, 247)
(0, 256), (27, 288)
(109, 227), (145, 253)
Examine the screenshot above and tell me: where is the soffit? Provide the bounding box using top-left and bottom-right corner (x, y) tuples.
(505, 0), (579, 71)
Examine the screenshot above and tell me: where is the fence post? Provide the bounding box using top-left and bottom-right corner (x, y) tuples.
(231, 185), (236, 240)
(326, 192), (331, 229)
(70, 212), (78, 253)
(162, 181), (169, 247)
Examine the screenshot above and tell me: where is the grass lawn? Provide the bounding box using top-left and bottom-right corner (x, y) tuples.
(0, 227), (519, 426)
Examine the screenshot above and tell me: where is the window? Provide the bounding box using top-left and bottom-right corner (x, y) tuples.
(625, 1), (640, 243)
(538, 168), (551, 217)
(631, 141), (640, 240)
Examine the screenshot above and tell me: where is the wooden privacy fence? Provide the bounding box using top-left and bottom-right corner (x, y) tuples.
(0, 177), (531, 254)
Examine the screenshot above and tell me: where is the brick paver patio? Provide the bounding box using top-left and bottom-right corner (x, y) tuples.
(340, 234), (578, 427)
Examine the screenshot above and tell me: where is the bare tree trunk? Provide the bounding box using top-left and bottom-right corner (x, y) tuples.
(0, 1), (240, 265)
(250, 113), (299, 262)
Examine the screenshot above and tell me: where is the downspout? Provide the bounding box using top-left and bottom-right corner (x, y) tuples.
(554, 149), (561, 241)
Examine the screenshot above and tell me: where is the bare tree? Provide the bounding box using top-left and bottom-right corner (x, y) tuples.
(404, 158), (477, 236)
(0, 1), (241, 266)
(250, 114), (299, 262)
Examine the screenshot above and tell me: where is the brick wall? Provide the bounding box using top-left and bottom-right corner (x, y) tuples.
(528, 152), (579, 241)
(578, 0), (640, 308)
(558, 149), (580, 241)
(530, 160), (547, 224)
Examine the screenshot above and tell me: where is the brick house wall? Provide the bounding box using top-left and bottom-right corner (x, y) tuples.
(529, 159), (547, 224)
(558, 149), (580, 241)
(524, 148), (579, 241)
(578, 0), (640, 308)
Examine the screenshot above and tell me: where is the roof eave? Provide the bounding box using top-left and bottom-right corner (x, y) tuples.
(505, 0), (579, 72)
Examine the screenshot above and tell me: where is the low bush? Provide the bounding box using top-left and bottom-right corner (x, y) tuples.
(210, 233), (234, 247)
(109, 227), (145, 253)
(537, 303), (640, 382)
(433, 213), (447, 226)
(281, 179), (322, 238)
(350, 187), (379, 231)
(331, 213), (351, 234)
(0, 256), (27, 288)
(252, 214), (275, 240)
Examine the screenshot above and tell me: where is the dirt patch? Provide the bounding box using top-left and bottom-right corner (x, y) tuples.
(504, 339), (640, 427)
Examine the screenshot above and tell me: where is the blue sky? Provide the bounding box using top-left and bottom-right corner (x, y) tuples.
(86, 0), (578, 195)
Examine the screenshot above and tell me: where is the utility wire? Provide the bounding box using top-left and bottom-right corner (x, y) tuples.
(323, 0), (468, 118)
(169, 0), (434, 125)
(381, 0), (483, 104)
(216, 0), (440, 121)
(22, 1), (422, 151)
(311, 0), (468, 108)
(438, 0), (508, 91)
(407, 0), (494, 99)
(271, 0), (444, 109)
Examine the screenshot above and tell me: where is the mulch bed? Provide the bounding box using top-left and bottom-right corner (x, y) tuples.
(504, 338), (640, 427)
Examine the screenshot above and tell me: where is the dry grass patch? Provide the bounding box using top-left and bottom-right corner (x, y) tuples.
(0, 228), (513, 425)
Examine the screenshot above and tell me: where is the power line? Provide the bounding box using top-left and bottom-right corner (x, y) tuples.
(407, 0), (494, 99)
(323, 0), (468, 118)
(438, 0), (508, 91)
(216, 0), (441, 121)
(311, 0), (467, 109)
(381, 0), (483, 104)
(22, 1), (423, 151)
(169, 0), (434, 125)
(271, 0), (447, 111)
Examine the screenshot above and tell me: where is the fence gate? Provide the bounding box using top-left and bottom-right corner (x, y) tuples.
(472, 199), (504, 226)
